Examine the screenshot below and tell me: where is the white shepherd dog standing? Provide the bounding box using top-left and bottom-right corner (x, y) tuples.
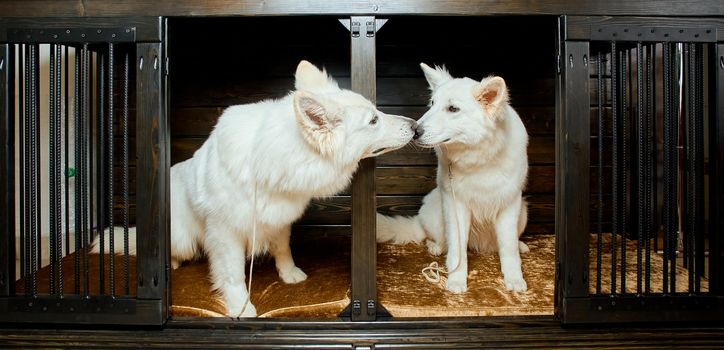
(94, 60), (416, 317)
(377, 63), (529, 293)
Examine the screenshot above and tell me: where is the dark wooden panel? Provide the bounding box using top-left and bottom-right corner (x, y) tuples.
(169, 105), (610, 140)
(1, 1), (722, 17)
(556, 40), (591, 305)
(375, 136), (557, 166)
(170, 105), (562, 137)
(349, 15), (379, 320)
(167, 136), (558, 166)
(135, 42), (169, 308)
(298, 194), (602, 226)
(170, 76), (574, 108)
(0, 17), (163, 42)
(565, 16), (724, 41)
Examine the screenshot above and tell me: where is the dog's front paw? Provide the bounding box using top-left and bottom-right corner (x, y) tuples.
(426, 240), (444, 256)
(446, 278), (468, 294)
(279, 266), (308, 284)
(504, 276), (527, 292)
(226, 299), (257, 318)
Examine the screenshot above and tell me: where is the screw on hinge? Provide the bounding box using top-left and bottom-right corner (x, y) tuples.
(352, 299), (361, 315)
(366, 21), (375, 37)
(366, 299), (375, 315)
(351, 21), (361, 38)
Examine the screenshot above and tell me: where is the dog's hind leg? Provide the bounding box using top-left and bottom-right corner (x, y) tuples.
(419, 189), (446, 256)
(269, 225), (307, 284)
(516, 197), (529, 254)
(169, 179), (203, 269)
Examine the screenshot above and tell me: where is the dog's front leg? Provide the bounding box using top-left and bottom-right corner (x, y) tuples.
(204, 223), (257, 317)
(495, 195), (527, 292)
(270, 225), (308, 284)
(442, 189), (471, 293)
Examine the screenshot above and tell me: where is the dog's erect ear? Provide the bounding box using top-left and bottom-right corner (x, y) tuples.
(420, 62), (452, 90)
(293, 90), (342, 156)
(474, 76), (508, 116)
(295, 60), (340, 93)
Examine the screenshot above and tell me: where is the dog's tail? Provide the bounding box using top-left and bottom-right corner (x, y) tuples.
(376, 213), (426, 244)
(90, 226), (138, 255)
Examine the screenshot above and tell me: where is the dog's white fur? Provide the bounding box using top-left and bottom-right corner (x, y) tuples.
(93, 61), (415, 317)
(377, 63), (529, 293)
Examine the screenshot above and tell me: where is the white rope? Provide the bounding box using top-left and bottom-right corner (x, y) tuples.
(422, 159), (464, 285)
(239, 182), (257, 316)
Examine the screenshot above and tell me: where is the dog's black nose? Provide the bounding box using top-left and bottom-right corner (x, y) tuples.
(413, 124), (424, 140)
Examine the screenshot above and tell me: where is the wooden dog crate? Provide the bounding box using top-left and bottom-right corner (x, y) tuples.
(0, 1), (723, 347)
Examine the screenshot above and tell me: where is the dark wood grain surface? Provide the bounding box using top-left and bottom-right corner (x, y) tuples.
(0, 0), (722, 17)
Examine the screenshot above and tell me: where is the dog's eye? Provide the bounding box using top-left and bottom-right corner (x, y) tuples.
(370, 115), (379, 125)
(429, 99), (435, 107)
(447, 105), (460, 113)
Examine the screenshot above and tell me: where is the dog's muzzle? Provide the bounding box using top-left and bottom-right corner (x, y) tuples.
(413, 124), (424, 140)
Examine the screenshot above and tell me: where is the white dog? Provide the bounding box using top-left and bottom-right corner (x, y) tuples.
(377, 63), (529, 293)
(94, 60), (416, 317)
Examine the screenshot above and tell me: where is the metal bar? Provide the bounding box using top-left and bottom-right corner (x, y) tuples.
(694, 43), (705, 293)
(49, 44), (57, 295)
(18, 44), (25, 282)
(637, 42), (644, 295)
(97, 48), (105, 295)
(672, 43), (683, 294)
(621, 48), (629, 294)
(29, 43), (38, 297)
(122, 49), (130, 296)
(556, 39), (591, 303)
(0, 43), (16, 297)
(596, 51), (603, 295)
(662, 42), (674, 294)
(687, 42), (695, 293)
(645, 43), (655, 294)
(81, 43), (90, 297)
(73, 46), (80, 295)
(23, 44), (30, 295)
(55, 43), (63, 296)
(108, 42), (115, 297)
(610, 41), (618, 295)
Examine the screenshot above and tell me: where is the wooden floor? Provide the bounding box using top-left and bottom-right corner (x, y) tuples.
(2, 318), (724, 348)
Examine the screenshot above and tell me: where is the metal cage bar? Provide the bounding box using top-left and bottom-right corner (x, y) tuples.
(560, 15), (724, 324)
(0, 17), (166, 325)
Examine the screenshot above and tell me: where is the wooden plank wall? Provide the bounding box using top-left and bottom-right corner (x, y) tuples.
(112, 16), (613, 236)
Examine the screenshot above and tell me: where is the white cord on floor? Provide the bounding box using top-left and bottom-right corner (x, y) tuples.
(422, 160), (464, 285)
(239, 182), (257, 316)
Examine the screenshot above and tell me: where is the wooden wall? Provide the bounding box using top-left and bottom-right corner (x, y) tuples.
(158, 16), (601, 235)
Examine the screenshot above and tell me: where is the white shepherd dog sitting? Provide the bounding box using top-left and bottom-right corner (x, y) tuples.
(377, 63), (529, 293)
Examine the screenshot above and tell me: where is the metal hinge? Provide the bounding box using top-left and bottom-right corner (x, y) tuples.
(556, 53), (561, 74)
(352, 299), (361, 315)
(366, 299), (375, 315)
(351, 21), (361, 37)
(339, 18), (388, 37)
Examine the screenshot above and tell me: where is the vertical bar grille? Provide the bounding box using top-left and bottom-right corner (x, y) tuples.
(591, 37), (712, 296)
(9, 42), (136, 299)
